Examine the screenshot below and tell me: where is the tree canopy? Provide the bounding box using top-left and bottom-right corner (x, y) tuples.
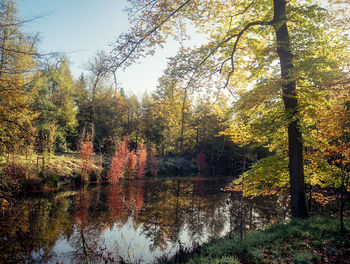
(109, 0), (350, 218)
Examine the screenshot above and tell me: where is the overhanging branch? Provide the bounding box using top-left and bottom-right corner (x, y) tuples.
(112, 0), (192, 71)
(224, 20), (272, 90)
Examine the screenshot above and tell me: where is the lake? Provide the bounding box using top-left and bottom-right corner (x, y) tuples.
(0, 175), (289, 263)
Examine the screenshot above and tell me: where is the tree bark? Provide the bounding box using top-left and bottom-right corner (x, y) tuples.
(273, 0), (309, 218)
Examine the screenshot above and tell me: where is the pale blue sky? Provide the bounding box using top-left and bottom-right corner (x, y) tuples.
(16, 0), (184, 97)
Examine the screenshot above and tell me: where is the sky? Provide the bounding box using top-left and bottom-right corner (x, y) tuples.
(16, 0), (186, 97)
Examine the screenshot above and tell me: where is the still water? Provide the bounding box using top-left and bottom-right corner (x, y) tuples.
(0, 176), (289, 263)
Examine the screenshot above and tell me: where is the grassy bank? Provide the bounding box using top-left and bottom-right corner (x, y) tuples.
(159, 216), (350, 264)
(0, 153), (103, 207)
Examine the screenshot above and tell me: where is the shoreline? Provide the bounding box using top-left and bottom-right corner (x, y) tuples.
(157, 216), (350, 264)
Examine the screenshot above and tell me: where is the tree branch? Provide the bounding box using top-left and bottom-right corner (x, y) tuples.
(223, 20), (272, 91)
(112, 0), (192, 71)
(0, 11), (52, 29)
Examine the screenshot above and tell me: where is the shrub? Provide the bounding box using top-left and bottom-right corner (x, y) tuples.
(108, 136), (150, 182)
(108, 154), (124, 184)
(78, 132), (94, 183)
(125, 151), (137, 177)
(108, 136), (130, 183)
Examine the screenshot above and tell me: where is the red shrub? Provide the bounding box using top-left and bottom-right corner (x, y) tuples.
(108, 136), (151, 181)
(125, 151), (137, 177)
(107, 136), (131, 183)
(108, 155), (124, 184)
(118, 136), (130, 162)
(79, 132), (94, 183)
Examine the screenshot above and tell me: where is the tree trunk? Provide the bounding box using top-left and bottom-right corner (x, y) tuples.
(273, 0), (308, 218)
(240, 158), (246, 244)
(340, 193), (345, 231)
(179, 90), (187, 154)
(196, 125), (199, 153)
(0, 3), (10, 77)
(340, 169), (347, 231)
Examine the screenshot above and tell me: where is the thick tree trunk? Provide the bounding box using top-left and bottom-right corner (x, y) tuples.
(273, 0), (309, 218)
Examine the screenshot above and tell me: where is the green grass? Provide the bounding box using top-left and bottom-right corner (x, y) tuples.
(0, 153), (103, 191)
(161, 216), (350, 264)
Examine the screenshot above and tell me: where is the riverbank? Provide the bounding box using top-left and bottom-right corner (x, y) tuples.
(0, 153), (103, 208)
(0, 153), (202, 209)
(158, 216), (350, 264)
(0, 154), (200, 190)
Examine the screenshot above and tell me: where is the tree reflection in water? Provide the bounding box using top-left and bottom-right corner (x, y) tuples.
(107, 183), (124, 222)
(0, 176), (293, 263)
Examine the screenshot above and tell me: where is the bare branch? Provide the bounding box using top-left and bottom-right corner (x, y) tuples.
(0, 44), (78, 58)
(0, 45), (38, 56)
(0, 11), (52, 29)
(111, 0), (191, 71)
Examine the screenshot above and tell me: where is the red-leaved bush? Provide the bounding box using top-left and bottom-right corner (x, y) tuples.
(196, 149), (206, 171)
(108, 137), (151, 182)
(108, 137), (130, 183)
(108, 155), (124, 184)
(118, 136), (130, 159)
(125, 151), (137, 177)
(79, 132), (94, 183)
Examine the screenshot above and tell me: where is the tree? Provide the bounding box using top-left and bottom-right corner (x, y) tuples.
(49, 58), (78, 151)
(272, 0), (308, 218)
(313, 83), (350, 230)
(140, 92), (165, 150)
(77, 51), (129, 153)
(74, 74), (90, 137)
(0, 0), (38, 154)
(126, 95), (141, 144)
(110, 0), (349, 218)
(152, 51), (199, 155)
(86, 51), (111, 127)
(38, 58), (78, 152)
(33, 73), (58, 155)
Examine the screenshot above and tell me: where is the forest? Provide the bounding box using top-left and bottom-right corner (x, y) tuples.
(0, 0), (350, 263)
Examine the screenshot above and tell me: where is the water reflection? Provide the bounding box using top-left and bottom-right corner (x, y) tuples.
(0, 176), (289, 263)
